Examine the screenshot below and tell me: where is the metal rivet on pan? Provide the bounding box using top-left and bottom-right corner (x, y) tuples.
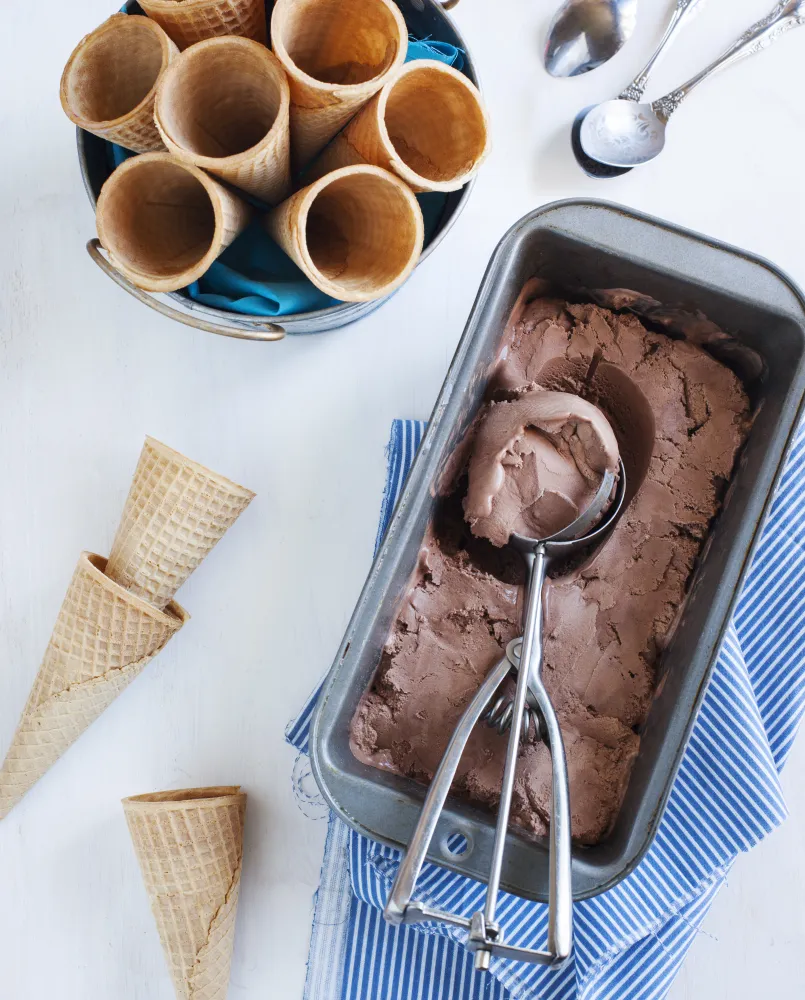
(441, 830), (472, 859)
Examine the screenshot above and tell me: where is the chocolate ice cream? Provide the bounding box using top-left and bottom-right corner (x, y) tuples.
(464, 391), (619, 546)
(351, 289), (752, 845)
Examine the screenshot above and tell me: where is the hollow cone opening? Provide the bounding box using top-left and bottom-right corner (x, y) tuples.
(62, 17), (167, 126)
(157, 39), (284, 158)
(276, 0), (402, 86)
(98, 158), (217, 284)
(383, 64), (489, 187)
(303, 170), (422, 298)
(125, 787), (242, 806)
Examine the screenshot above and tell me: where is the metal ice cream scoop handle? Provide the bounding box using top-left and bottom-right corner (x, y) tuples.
(581, 0), (805, 168)
(386, 461), (627, 970)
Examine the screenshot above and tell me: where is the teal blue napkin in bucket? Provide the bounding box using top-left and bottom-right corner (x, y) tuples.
(105, 37), (465, 318)
(405, 36), (465, 69)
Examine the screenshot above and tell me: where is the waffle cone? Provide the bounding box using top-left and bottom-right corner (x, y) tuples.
(271, 0), (407, 169)
(106, 437), (254, 609)
(123, 787), (246, 1000)
(265, 164), (424, 303)
(96, 153), (251, 293)
(139, 0), (266, 50)
(155, 37), (291, 205)
(60, 14), (178, 153)
(308, 60), (491, 194)
(0, 554), (187, 820)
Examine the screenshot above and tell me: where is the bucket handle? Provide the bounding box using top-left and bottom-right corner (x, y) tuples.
(86, 240), (286, 342)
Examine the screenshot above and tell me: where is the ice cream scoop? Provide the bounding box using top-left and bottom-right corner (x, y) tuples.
(464, 391), (620, 547)
(387, 390), (627, 971)
(466, 400), (622, 969)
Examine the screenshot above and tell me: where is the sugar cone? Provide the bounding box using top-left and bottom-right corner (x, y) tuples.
(308, 60), (491, 194)
(105, 437), (255, 610)
(271, 0), (407, 169)
(96, 153), (251, 293)
(138, 0), (266, 50)
(0, 554), (187, 820)
(60, 14), (178, 153)
(123, 787), (247, 1000)
(155, 37), (291, 205)
(265, 164), (424, 303)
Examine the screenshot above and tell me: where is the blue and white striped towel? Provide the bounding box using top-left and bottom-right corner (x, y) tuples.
(287, 418), (805, 1000)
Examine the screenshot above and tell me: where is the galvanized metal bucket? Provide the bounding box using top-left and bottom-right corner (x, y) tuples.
(78, 0), (474, 342)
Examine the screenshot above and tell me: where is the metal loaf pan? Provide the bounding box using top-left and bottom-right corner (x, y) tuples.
(311, 200), (805, 901)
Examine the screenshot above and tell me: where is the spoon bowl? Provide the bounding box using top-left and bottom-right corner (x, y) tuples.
(580, 98), (667, 167)
(577, 0), (805, 171)
(571, 105), (633, 178)
(544, 0), (638, 78)
(570, 0), (704, 176)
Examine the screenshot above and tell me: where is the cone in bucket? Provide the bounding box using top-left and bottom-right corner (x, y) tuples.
(271, 0), (407, 169)
(265, 164), (424, 303)
(60, 14), (178, 153)
(0, 554), (188, 820)
(138, 0), (266, 50)
(123, 787), (246, 1000)
(155, 37), (291, 205)
(105, 437), (255, 610)
(95, 153), (251, 293)
(308, 60), (491, 193)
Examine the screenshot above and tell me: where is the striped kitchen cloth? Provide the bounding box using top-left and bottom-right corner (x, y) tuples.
(287, 418), (805, 1000)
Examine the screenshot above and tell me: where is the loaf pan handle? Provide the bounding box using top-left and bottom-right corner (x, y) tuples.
(529, 201), (805, 320)
(86, 239), (286, 342)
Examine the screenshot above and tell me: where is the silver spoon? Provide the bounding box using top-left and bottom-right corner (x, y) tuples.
(580, 0), (805, 168)
(572, 0), (706, 178)
(545, 0), (639, 78)
(386, 461), (627, 970)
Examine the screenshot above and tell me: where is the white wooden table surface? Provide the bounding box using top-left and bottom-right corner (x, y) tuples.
(2, 0), (805, 996)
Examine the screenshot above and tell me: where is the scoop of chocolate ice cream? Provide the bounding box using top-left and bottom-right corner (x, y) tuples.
(463, 391), (619, 546)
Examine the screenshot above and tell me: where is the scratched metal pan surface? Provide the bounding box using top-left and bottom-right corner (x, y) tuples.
(311, 199), (805, 901)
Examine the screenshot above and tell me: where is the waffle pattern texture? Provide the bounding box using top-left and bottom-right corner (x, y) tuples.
(95, 154), (253, 294)
(0, 553), (187, 819)
(139, 0), (267, 50)
(154, 39), (292, 205)
(0, 438), (252, 820)
(99, 107), (166, 153)
(309, 60), (490, 194)
(123, 787), (247, 1000)
(270, 0), (407, 168)
(106, 437), (255, 609)
(60, 15), (178, 153)
(264, 164), (424, 302)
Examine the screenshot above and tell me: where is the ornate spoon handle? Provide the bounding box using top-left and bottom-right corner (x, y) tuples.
(653, 0), (805, 120)
(619, 0), (706, 102)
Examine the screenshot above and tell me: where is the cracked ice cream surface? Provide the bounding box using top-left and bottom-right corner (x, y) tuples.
(351, 295), (752, 844)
